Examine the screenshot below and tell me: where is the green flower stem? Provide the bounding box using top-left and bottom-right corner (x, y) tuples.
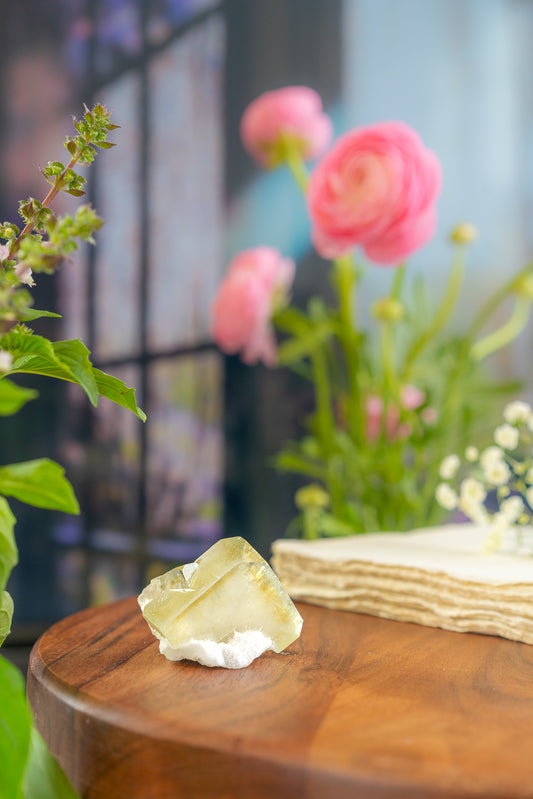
(380, 264), (406, 398)
(471, 297), (531, 361)
(391, 262), (406, 299)
(402, 244), (466, 380)
(333, 254), (362, 441)
(380, 322), (396, 394)
(466, 261), (533, 341)
(284, 146), (309, 193)
(310, 348), (343, 516)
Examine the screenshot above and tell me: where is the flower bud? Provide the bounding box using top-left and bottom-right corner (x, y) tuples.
(295, 484), (330, 511)
(450, 222), (478, 245)
(512, 274), (533, 300)
(371, 297), (405, 323)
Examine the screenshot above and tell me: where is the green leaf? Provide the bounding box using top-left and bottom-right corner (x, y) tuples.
(0, 459), (80, 515)
(2, 331), (98, 406)
(93, 369), (146, 422)
(0, 591), (14, 646)
(53, 340), (99, 406)
(16, 309), (62, 322)
(0, 655), (32, 799)
(0, 496), (17, 592)
(0, 379), (38, 416)
(277, 322), (333, 366)
(22, 727), (80, 799)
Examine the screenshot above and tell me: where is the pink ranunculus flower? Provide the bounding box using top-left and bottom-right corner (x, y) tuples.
(308, 121), (441, 265)
(211, 247), (295, 366)
(240, 87), (333, 168)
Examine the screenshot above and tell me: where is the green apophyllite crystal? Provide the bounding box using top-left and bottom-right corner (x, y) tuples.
(138, 537), (303, 668)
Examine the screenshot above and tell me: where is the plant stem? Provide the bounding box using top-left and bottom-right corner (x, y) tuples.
(402, 245), (465, 380)
(471, 298), (531, 361)
(466, 261), (533, 341)
(284, 147), (309, 193)
(333, 253), (361, 440)
(5, 149), (85, 265)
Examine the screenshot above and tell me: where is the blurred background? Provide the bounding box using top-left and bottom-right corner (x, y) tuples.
(1, 0), (533, 665)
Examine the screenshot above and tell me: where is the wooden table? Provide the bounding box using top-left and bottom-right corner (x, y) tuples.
(27, 596), (533, 798)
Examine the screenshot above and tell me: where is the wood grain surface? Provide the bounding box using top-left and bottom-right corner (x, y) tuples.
(27, 596), (533, 799)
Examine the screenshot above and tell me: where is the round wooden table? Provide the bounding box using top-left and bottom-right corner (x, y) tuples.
(28, 596), (533, 798)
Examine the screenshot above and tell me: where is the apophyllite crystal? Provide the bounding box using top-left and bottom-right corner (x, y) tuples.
(138, 537), (303, 669)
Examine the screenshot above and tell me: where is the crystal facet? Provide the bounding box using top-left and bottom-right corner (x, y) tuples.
(138, 537), (303, 668)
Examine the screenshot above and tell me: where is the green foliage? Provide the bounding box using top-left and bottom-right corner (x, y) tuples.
(0, 103), (141, 799)
(22, 728), (80, 799)
(0, 591), (14, 645)
(0, 657), (79, 799)
(0, 655), (32, 798)
(0, 379), (37, 415)
(0, 459), (80, 514)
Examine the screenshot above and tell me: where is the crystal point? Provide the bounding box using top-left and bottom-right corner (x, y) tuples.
(138, 537), (303, 668)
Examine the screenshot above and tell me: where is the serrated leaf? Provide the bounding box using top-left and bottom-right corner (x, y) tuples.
(0, 655), (32, 799)
(65, 189), (86, 197)
(0, 459), (79, 515)
(0, 496), (17, 592)
(22, 728), (80, 799)
(53, 340), (99, 406)
(96, 141), (116, 149)
(92, 369), (146, 421)
(0, 591), (13, 646)
(0, 379), (38, 416)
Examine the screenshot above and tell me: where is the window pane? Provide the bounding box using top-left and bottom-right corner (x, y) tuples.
(94, 74), (142, 359)
(147, 0), (220, 46)
(146, 352), (223, 547)
(89, 553), (139, 605)
(94, 0), (141, 77)
(148, 15), (224, 350)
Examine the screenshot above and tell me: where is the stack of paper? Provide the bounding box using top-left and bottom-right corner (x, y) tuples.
(271, 525), (533, 644)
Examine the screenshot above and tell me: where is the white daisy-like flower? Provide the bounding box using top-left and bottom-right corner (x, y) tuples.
(483, 459), (511, 487)
(499, 495), (524, 523)
(503, 400), (531, 425)
(480, 446), (504, 468)
(0, 350), (13, 372)
(435, 483), (458, 511)
(459, 477), (486, 505)
(465, 446), (479, 462)
(439, 454), (460, 480)
(494, 424), (520, 450)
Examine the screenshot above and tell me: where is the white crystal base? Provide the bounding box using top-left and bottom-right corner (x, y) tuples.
(158, 630), (274, 669)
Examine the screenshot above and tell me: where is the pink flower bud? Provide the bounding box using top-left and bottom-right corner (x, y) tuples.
(211, 247), (295, 366)
(308, 121), (441, 265)
(240, 87), (333, 168)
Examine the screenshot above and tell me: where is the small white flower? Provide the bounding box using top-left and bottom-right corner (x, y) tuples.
(435, 483), (458, 511)
(465, 446), (479, 462)
(0, 350), (13, 372)
(525, 467), (533, 485)
(480, 446), (504, 468)
(483, 459), (511, 487)
(14, 262), (35, 287)
(439, 454), (460, 480)
(503, 400), (531, 425)
(526, 486), (533, 508)
(500, 495), (524, 523)
(494, 424), (520, 450)
(459, 478), (486, 505)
